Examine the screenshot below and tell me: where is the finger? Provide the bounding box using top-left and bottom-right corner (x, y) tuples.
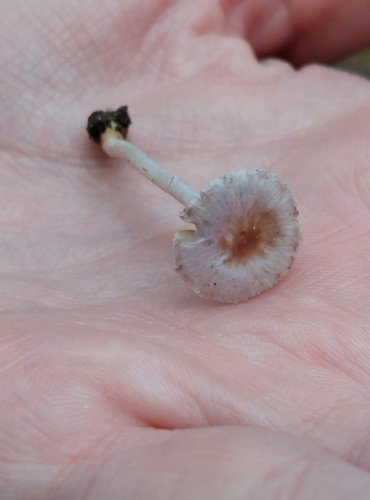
(222, 0), (370, 64)
(282, 0), (370, 63)
(6, 426), (370, 500)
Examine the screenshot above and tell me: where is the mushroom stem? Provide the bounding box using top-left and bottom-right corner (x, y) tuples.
(87, 107), (301, 303)
(103, 135), (197, 207)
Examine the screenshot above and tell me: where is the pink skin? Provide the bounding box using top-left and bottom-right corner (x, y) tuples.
(1, 0), (370, 498)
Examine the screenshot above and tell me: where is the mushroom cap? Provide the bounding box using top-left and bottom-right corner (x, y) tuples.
(173, 169), (300, 303)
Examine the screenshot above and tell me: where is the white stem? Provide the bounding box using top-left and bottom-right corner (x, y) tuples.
(102, 136), (197, 207)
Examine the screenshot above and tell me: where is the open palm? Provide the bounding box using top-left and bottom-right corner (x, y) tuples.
(1, 1), (370, 498)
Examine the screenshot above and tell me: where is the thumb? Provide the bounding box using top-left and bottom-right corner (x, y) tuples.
(16, 426), (370, 499)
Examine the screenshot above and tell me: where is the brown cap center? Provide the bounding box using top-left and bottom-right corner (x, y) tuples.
(219, 211), (281, 264)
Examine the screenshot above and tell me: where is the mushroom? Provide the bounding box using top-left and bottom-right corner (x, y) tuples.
(87, 107), (300, 303)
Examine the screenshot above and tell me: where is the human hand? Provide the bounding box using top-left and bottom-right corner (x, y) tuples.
(1, 1), (370, 498)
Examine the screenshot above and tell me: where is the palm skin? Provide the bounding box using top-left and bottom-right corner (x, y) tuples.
(1, 0), (370, 498)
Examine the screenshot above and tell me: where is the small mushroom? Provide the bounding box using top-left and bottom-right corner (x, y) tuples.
(87, 107), (300, 304)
